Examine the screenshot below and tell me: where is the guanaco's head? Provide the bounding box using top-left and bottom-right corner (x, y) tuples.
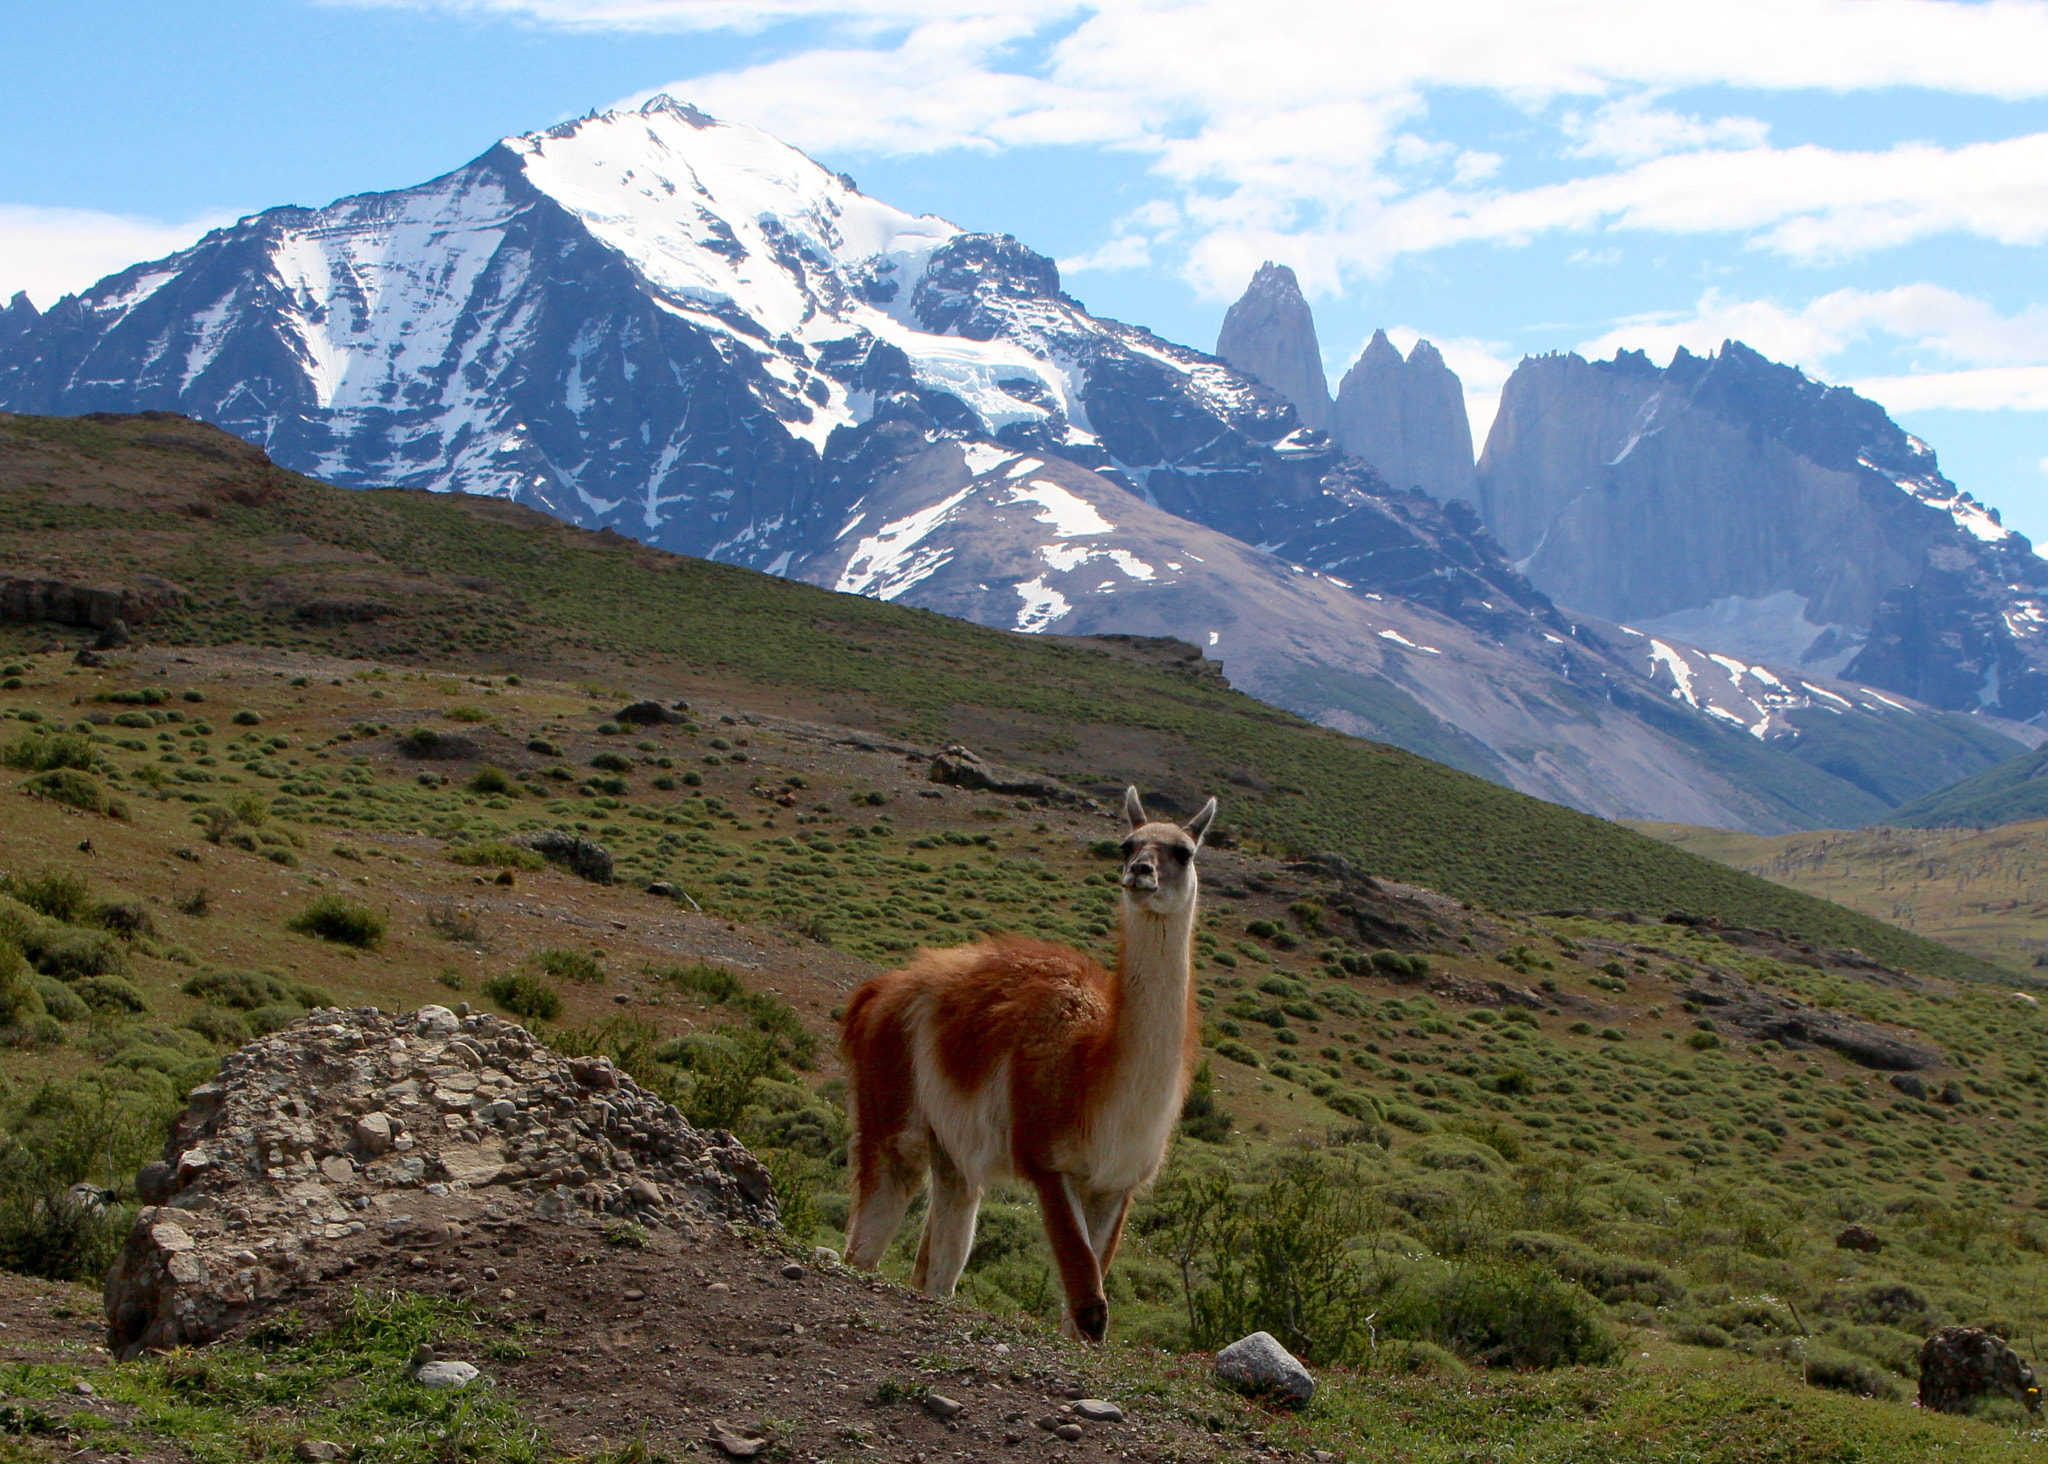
(1119, 787), (1218, 916)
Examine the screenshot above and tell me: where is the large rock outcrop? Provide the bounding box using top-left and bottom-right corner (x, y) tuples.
(1214, 263), (1332, 430)
(1332, 331), (1477, 502)
(104, 1004), (774, 1357)
(1475, 342), (2048, 717)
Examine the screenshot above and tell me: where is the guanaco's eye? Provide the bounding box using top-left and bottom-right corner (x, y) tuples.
(1120, 838), (1136, 854)
(1167, 845), (1191, 863)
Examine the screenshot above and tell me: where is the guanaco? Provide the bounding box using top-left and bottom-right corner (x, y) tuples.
(840, 786), (1215, 1340)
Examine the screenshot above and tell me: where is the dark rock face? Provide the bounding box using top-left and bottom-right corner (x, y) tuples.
(1918, 1327), (2042, 1415)
(1332, 331), (1477, 502)
(1477, 342), (2048, 718)
(0, 573), (185, 628)
(1215, 262), (1332, 431)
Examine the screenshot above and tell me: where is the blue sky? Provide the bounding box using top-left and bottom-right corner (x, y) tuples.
(6, 0), (2048, 536)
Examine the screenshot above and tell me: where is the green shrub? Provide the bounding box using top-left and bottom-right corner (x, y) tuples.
(1384, 1104), (1435, 1134)
(22, 926), (128, 979)
(483, 972), (562, 1022)
(245, 1003), (308, 1035)
(448, 841), (544, 871)
(0, 732), (95, 773)
(183, 969), (292, 1009)
(0, 1075), (173, 1281)
(1502, 1231), (1684, 1307)
(73, 976), (148, 1014)
(467, 766), (516, 796)
(287, 895), (385, 949)
(1805, 1348), (1902, 1401)
(29, 976), (85, 1023)
(590, 752), (632, 773)
(682, 1030), (782, 1132)
(0, 947), (43, 1028)
(0, 868), (91, 923)
(444, 705), (490, 723)
(1672, 1323), (1732, 1348)
(533, 947), (604, 984)
(1213, 1039), (1262, 1068)
(1397, 1264), (1620, 1370)
(1178, 1061), (1233, 1143)
(182, 1008), (252, 1046)
(231, 710), (262, 726)
(1375, 1339), (1468, 1376)
(24, 769), (124, 817)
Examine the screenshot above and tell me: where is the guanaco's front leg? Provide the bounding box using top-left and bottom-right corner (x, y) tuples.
(1028, 1169), (1108, 1342)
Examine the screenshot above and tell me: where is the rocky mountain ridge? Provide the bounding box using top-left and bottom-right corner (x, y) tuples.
(0, 102), (2029, 830)
(1477, 343), (2048, 722)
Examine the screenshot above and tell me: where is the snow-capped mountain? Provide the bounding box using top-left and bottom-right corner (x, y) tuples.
(0, 98), (2025, 830)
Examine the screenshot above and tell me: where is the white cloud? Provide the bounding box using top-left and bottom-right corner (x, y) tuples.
(0, 206), (234, 310)
(1561, 92), (1771, 164)
(1851, 368), (2048, 413)
(1574, 285), (2048, 413)
(1580, 284), (2048, 371)
(342, 0), (2048, 295)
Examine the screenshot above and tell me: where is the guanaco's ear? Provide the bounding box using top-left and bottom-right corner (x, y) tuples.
(1123, 786), (1148, 830)
(1185, 798), (1218, 848)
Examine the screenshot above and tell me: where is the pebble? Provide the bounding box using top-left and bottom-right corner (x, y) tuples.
(413, 1360), (480, 1389)
(293, 1443), (348, 1463)
(780, 1262), (807, 1281)
(707, 1281), (731, 1294)
(1054, 1424), (1084, 1441)
(1071, 1399), (1123, 1423)
(69, 1381), (95, 1397)
(924, 1394), (964, 1419)
(623, 1289), (646, 1302)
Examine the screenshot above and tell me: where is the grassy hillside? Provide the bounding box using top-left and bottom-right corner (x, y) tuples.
(4, 434), (2048, 1455)
(3, 634), (2048, 1458)
(1636, 817), (2048, 976)
(1887, 741), (2048, 829)
(0, 410), (2001, 983)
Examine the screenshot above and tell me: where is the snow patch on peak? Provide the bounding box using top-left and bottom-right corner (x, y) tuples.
(1014, 576), (1071, 633)
(1859, 453), (2011, 544)
(959, 442), (1013, 478)
(1378, 628), (1442, 655)
(833, 486), (973, 601)
(1006, 479), (1113, 537)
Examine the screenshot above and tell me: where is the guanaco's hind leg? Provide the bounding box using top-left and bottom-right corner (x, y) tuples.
(909, 1138), (981, 1298)
(1029, 1170), (1109, 1342)
(844, 1142), (926, 1272)
(1080, 1187), (1133, 1272)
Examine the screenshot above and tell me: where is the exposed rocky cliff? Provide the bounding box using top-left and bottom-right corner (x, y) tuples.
(1477, 343), (2048, 721)
(1332, 331), (1477, 502)
(1214, 262), (1332, 430)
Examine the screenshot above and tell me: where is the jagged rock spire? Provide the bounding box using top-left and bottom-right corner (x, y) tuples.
(1333, 330), (1476, 502)
(1215, 262), (1332, 430)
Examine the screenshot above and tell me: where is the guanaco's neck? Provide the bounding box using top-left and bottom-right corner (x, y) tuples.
(1111, 889), (1198, 1044)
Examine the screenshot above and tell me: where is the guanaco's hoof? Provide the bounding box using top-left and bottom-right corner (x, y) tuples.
(1071, 1300), (1108, 1343)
